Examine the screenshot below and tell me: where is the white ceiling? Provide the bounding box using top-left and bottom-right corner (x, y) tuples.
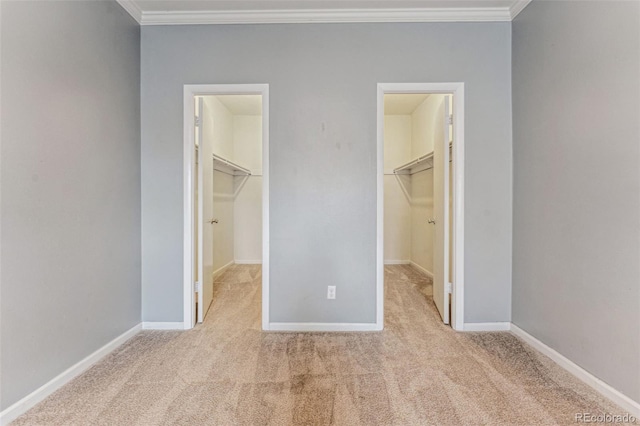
(118, 0), (532, 25)
(214, 95), (263, 116)
(384, 94), (430, 115)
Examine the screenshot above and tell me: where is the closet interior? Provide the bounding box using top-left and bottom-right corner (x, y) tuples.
(383, 93), (453, 322)
(194, 94), (263, 322)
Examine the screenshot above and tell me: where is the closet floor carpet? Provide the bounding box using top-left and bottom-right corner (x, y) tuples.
(13, 264), (624, 425)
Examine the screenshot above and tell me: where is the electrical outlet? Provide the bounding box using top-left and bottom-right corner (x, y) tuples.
(327, 286), (336, 300)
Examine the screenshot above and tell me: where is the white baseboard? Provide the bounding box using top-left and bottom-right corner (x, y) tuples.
(511, 324), (640, 417)
(384, 260), (410, 265)
(268, 322), (382, 332)
(0, 323), (142, 426)
(141, 322), (186, 330)
(409, 261), (434, 278)
(463, 322), (511, 332)
(234, 260), (262, 264)
(212, 260), (234, 278)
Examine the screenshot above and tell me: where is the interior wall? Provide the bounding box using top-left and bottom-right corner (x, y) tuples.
(213, 171), (234, 273)
(233, 115), (263, 171)
(410, 168), (433, 273)
(0, 0), (141, 410)
(233, 115), (263, 263)
(141, 22), (513, 324)
(512, 1), (640, 402)
(205, 97), (234, 160)
(411, 95), (441, 158)
(383, 115), (412, 263)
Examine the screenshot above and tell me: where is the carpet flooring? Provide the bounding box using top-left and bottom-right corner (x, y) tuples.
(12, 264), (625, 425)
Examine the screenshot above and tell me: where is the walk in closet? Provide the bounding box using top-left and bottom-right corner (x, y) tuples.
(194, 94), (263, 322)
(383, 93), (453, 323)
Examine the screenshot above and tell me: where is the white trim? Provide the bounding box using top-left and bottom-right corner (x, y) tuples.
(409, 261), (434, 279)
(141, 322), (186, 330)
(376, 85), (385, 331)
(118, 1), (530, 25)
(463, 322), (511, 332)
(511, 324), (640, 417)
(115, 0), (142, 23)
(377, 83), (465, 332)
(261, 90), (270, 331)
(234, 260), (262, 265)
(384, 260), (410, 265)
(140, 7), (513, 26)
(269, 322), (382, 332)
(0, 324), (142, 426)
(451, 84), (465, 332)
(184, 84), (270, 331)
(183, 88), (196, 329)
(212, 260), (234, 278)
(509, 0), (533, 19)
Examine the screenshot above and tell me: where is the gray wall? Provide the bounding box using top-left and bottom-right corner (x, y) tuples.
(0, 1), (141, 410)
(513, 1), (640, 402)
(141, 23), (512, 324)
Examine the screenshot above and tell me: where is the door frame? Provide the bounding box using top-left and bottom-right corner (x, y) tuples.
(183, 84), (270, 330)
(376, 82), (465, 331)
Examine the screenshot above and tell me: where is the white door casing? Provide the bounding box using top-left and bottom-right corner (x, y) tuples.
(196, 97), (204, 322)
(198, 97), (215, 322)
(377, 83), (464, 331)
(184, 84), (270, 330)
(194, 99), (200, 300)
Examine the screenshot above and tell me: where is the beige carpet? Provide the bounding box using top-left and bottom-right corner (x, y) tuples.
(13, 264), (625, 425)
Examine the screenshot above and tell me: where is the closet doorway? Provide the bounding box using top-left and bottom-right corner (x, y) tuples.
(183, 85), (270, 330)
(377, 83), (465, 331)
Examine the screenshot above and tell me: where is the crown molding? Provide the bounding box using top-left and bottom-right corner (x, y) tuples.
(116, 0), (142, 24)
(138, 7), (513, 26)
(509, 0), (533, 19)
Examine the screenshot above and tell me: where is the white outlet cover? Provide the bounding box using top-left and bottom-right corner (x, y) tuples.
(327, 286), (336, 299)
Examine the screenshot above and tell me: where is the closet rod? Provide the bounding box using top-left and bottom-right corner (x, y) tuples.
(392, 143), (453, 175)
(393, 152), (434, 174)
(398, 158), (453, 175)
(212, 153), (251, 176)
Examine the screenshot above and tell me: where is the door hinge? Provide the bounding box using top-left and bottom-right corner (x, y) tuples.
(194, 116), (201, 127)
(194, 281), (201, 293)
(445, 282), (452, 294)
(448, 114), (453, 125)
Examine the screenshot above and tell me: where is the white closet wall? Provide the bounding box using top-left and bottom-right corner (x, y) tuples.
(202, 97), (235, 275)
(383, 115), (412, 263)
(410, 169), (434, 274)
(411, 95), (441, 156)
(205, 97), (234, 160)
(233, 115), (263, 263)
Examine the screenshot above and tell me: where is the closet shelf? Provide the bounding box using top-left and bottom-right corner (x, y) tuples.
(213, 154), (251, 176)
(393, 152), (434, 175)
(393, 143), (453, 175)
